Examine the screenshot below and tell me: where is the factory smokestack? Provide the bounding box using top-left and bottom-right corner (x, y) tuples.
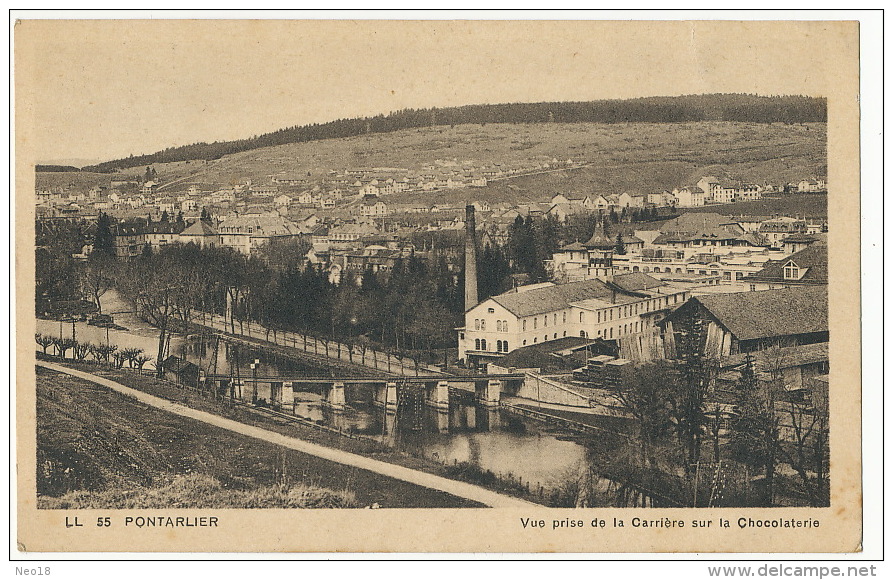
(464, 204), (479, 311)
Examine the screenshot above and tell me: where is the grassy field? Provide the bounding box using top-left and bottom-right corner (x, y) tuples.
(677, 193), (827, 219)
(35, 121), (825, 205)
(36, 367), (479, 508)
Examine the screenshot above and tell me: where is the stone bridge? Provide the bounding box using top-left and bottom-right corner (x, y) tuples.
(200, 373), (526, 412)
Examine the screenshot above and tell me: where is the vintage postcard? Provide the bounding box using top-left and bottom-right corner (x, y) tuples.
(14, 17), (865, 554)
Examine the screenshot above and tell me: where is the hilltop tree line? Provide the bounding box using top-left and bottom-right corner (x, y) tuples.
(80, 94), (826, 173)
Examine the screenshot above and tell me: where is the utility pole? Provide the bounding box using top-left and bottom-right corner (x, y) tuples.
(250, 359), (259, 404)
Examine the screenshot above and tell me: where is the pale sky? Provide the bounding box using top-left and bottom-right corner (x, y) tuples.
(15, 19), (855, 164)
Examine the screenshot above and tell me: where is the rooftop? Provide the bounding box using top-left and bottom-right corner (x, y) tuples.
(745, 243), (828, 285)
(674, 286), (828, 342)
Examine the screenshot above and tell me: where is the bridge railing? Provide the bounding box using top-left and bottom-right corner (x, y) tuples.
(193, 310), (444, 377)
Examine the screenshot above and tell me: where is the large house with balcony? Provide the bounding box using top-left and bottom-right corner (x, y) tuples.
(216, 215), (306, 255)
(458, 274), (689, 365)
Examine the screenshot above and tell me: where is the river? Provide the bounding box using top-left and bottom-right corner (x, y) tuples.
(36, 290), (626, 499)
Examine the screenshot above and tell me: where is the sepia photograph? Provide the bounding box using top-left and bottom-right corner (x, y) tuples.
(13, 16), (868, 554)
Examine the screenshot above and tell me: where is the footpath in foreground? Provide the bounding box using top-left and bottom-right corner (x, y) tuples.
(37, 361), (534, 508)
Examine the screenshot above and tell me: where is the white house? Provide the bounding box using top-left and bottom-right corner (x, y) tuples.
(672, 187), (706, 207)
(274, 194), (293, 207)
(798, 179), (826, 193)
(458, 276), (689, 364)
(360, 199), (389, 217)
(359, 183), (380, 197)
(737, 184), (762, 202)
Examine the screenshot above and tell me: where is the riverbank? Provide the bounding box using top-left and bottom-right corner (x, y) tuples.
(36, 357), (545, 506)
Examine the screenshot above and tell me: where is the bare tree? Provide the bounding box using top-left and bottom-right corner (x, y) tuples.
(781, 378), (829, 506)
(80, 255), (116, 315)
(112, 350), (129, 369)
(117, 258), (178, 378)
(73, 341), (92, 361)
(121, 347), (143, 368)
(35, 333), (54, 355)
(610, 362), (678, 468)
(133, 355), (153, 375)
(56, 338), (77, 359)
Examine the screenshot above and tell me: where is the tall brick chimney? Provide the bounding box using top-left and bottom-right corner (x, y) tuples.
(464, 204), (478, 311)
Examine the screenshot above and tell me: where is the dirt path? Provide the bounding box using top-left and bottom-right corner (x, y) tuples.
(38, 361), (534, 508)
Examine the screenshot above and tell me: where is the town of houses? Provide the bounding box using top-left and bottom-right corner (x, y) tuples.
(37, 158), (828, 396)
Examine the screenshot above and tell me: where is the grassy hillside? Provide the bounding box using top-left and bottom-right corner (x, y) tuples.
(677, 193), (827, 219)
(41, 473), (355, 509)
(81, 94), (826, 173)
(35, 121), (825, 205)
(36, 367), (475, 508)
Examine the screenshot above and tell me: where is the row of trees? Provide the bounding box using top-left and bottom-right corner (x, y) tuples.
(82, 94), (826, 173)
(104, 240), (467, 376)
(35, 333), (153, 372)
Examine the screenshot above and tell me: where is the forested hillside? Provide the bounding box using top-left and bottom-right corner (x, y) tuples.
(82, 94), (825, 172)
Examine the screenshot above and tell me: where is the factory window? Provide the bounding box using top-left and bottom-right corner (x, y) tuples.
(543, 316), (547, 327)
(480, 339), (487, 351)
(522, 340), (527, 346)
(503, 341), (509, 351)
(522, 320), (527, 331)
(553, 313), (557, 325)
(553, 333), (557, 339)
(562, 311), (567, 323)
(475, 339), (481, 350)
(534, 318), (538, 330)
(580, 331), (587, 338)
(481, 320), (486, 331)
(580, 312), (585, 323)
(474, 319), (480, 331)
(488, 307), (495, 313)
(562, 331), (566, 337)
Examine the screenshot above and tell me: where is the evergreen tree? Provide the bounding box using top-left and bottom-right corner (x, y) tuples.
(615, 233), (627, 255)
(160, 210), (169, 222)
(478, 243), (512, 299)
(92, 212), (115, 258)
(729, 354), (779, 506)
(672, 309), (716, 477)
